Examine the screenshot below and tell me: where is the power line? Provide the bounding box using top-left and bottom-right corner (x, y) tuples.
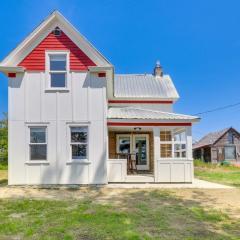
(194, 101), (240, 115)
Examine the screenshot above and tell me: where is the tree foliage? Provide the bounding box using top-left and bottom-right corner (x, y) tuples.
(0, 113), (8, 162)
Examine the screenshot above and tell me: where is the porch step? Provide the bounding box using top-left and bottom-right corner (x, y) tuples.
(125, 174), (154, 183)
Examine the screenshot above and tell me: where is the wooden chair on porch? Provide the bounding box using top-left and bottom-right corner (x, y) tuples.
(115, 153), (138, 174)
(127, 153), (137, 174)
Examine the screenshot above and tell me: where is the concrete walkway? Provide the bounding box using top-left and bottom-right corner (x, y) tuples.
(106, 179), (234, 189)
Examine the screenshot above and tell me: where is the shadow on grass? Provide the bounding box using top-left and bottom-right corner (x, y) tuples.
(0, 189), (239, 239)
(0, 179), (7, 186)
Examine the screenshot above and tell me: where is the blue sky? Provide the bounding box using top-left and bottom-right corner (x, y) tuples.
(0, 0), (240, 140)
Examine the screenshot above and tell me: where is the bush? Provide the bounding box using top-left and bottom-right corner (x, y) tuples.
(220, 160), (231, 166)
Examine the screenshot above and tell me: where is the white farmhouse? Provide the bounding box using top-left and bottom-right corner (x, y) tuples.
(0, 11), (199, 185)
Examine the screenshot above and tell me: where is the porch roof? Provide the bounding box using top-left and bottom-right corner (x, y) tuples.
(108, 107), (200, 122)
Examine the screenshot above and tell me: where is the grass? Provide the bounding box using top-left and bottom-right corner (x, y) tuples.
(0, 160), (240, 239)
(194, 160), (240, 188)
(0, 191), (239, 239)
(0, 160), (7, 185)
(0, 160), (8, 170)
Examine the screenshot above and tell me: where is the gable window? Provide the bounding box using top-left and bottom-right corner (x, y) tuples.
(70, 127), (88, 160)
(46, 52), (69, 89)
(29, 127), (47, 160)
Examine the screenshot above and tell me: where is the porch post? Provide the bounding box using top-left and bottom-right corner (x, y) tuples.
(186, 126), (194, 181)
(153, 127), (160, 182)
(186, 126), (193, 159)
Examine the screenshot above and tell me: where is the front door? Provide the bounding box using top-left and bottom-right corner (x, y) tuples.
(117, 134), (149, 171)
(133, 135), (149, 170)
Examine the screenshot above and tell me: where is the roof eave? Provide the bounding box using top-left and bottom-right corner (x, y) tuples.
(0, 66), (25, 74)
(107, 118), (200, 123)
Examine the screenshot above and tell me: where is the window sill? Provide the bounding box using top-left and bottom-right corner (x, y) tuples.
(45, 88), (70, 93)
(66, 160), (91, 165)
(25, 161), (50, 165)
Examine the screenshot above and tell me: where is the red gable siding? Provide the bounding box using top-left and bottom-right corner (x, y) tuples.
(18, 30), (96, 71)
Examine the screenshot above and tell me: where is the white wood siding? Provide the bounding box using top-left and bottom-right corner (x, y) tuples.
(8, 71), (107, 185)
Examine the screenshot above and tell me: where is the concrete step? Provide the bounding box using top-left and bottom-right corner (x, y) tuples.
(125, 175), (155, 183)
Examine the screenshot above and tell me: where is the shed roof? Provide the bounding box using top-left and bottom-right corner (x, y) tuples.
(108, 107), (199, 121)
(114, 74), (179, 100)
(193, 128), (231, 149)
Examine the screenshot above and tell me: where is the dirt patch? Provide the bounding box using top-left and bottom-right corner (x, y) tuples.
(172, 188), (240, 219)
(1, 186), (240, 219)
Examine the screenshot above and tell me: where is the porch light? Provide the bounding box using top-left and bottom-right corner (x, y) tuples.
(134, 127), (142, 131)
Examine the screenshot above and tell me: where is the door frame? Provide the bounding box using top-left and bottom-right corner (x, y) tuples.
(116, 134), (150, 171)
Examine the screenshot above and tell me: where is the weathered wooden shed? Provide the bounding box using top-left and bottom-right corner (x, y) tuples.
(193, 127), (240, 163)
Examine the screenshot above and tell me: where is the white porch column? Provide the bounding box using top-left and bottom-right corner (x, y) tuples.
(186, 126), (193, 159)
(153, 127), (160, 182)
(186, 126), (194, 181)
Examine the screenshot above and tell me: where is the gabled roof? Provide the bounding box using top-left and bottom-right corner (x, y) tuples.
(193, 127), (237, 149)
(0, 11), (112, 70)
(108, 107), (199, 122)
(114, 74), (179, 100)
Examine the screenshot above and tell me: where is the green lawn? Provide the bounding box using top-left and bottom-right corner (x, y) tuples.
(0, 190), (240, 240)
(0, 161), (240, 239)
(0, 170), (7, 185)
(194, 160), (240, 188)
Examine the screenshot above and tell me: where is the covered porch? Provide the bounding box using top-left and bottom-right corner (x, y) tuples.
(107, 107), (199, 183)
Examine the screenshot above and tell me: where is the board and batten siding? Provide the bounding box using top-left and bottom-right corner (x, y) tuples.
(211, 129), (240, 162)
(18, 31), (96, 71)
(8, 71), (107, 185)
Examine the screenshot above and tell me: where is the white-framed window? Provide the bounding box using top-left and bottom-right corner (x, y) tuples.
(46, 51), (69, 89)
(160, 129), (187, 159)
(29, 127), (47, 161)
(70, 127), (88, 160)
(173, 130), (186, 158)
(160, 130), (172, 158)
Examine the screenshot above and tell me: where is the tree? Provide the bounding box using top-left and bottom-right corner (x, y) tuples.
(0, 112), (8, 162)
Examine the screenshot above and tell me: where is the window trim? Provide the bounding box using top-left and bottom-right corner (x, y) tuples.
(28, 126), (48, 162)
(45, 50), (70, 91)
(68, 125), (89, 163)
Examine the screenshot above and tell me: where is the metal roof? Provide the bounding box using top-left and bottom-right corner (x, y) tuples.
(108, 107), (199, 121)
(193, 128), (231, 149)
(114, 74), (179, 99)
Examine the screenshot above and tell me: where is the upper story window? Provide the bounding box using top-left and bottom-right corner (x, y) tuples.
(46, 51), (69, 89)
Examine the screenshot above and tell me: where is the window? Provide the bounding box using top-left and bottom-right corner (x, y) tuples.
(161, 144), (172, 158)
(52, 27), (62, 36)
(47, 53), (68, 88)
(224, 146), (236, 160)
(174, 131), (186, 158)
(160, 129), (187, 159)
(160, 131), (172, 158)
(70, 127), (88, 160)
(118, 137), (131, 154)
(29, 127), (47, 160)
(160, 131), (171, 141)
